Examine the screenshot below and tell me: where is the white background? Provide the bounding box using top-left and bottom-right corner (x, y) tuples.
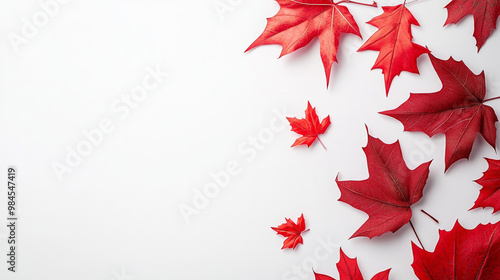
(0, 0), (499, 279)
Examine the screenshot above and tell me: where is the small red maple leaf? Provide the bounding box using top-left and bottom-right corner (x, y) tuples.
(246, 0), (374, 87)
(336, 127), (431, 239)
(287, 101), (331, 149)
(381, 54), (498, 171)
(313, 248), (391, 280)
(358, 2), (429, 95)
(271, 214), (309, 250)
(445, 0), (500, 51)
(412, 220), (500, 279)
(471, 158), (500, 213)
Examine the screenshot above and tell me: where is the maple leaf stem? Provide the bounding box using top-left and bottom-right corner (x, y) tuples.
(317, 137), (327, 150)
(421, 209), (439, 224)
(336, 0), (378, 7)
(409, 220), (425, 250)
(483, 96), (500, 103)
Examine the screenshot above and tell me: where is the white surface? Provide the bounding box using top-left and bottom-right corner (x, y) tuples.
(0, 0), (499, 279)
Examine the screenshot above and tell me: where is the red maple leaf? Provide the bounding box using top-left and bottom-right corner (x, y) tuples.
(445, 0), (500, 51)
(358, 2), (428, 95)
(412, 220), (500, 279)
(287, 101), (331, 149)
(313, 248), (391, 280)
(381, 54), (498, 171)
(336, 128), (431, 239)
(246, 0), (375, 87)
(271, 214), (309, 249)
(472, 158), (500, 213)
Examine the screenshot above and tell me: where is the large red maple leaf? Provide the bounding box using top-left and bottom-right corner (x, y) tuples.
(381, 54), (498, 171)
(246, 0), (370, 87)
(287, 101), (331, 148)
(412, 221), (500, 279)
(336, 128), (431, 239)
(313, 248), (391, 280)
(271, 214), (309, 249)
(358, 3), (429, 95)
(472, 158), (500, 213)
(445, 0), (500, 51)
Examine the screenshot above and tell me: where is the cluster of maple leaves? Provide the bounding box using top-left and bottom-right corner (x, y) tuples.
(247, 0), (500, 279)
(246, 0), (499, 92)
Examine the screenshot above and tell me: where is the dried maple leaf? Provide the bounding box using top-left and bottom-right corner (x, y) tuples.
(246, 0), (373, 87)
(472, 158), (500, 213)
(313, 248), (391, 280)
(358, 2), (429, 95)
(271, 214), (309, 249)
(445, 0), (500, 51)
(336, 128), (431, 239)
(287, 101), (331, 149)
(381, 54), (498, 171)
(412, 220), (500, 279)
